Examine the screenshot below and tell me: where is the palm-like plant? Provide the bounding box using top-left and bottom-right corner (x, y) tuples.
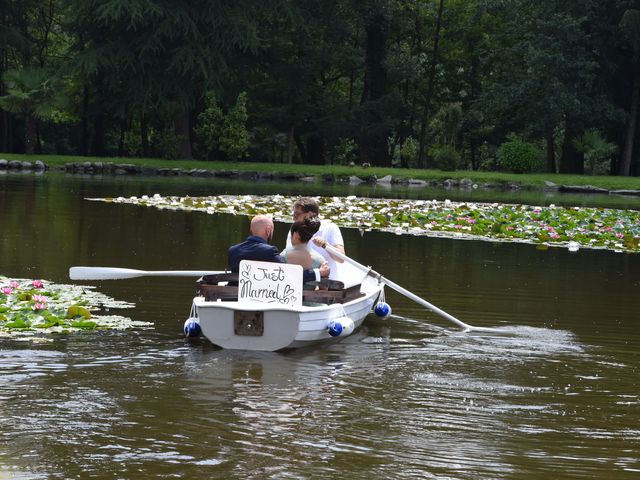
(0, 68), (65, 154)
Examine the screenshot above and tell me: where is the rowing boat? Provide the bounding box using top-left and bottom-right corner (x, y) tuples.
(191, 260), (384, 351)
(70, 246), (498, 350)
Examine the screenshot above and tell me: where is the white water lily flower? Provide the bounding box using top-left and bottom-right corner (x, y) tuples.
(567, 241), (580, 252)
(87, 193), (639, 254)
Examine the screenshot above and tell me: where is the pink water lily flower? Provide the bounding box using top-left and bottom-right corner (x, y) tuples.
(1, 287), (13, 295)
(32, 280), (44, 288)
(10, 281), (20, 289)
(32, 302), (47, 311)
(32, 295), (48, 304)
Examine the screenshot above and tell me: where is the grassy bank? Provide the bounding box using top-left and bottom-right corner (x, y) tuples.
(2, 152), (640, 191)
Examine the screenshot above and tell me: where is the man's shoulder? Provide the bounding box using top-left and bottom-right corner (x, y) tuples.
(230, 236), (270, 252)
(319, 219), (340, 231)
(319, 220), (343, 241)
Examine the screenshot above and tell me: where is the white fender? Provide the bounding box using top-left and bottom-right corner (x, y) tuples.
(327, 317), (355, 337)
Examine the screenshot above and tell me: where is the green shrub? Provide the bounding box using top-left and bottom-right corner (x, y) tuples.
(220, 92), (250, 162)
(155, 129), (181, 160)
(194, 92), (224, 160)
(390, 136), (419, 167)
(496, 137), (542, 173)
(123, 130), (143, 157)
(433, 145), (461, 171)
(334, 137), (358, 165)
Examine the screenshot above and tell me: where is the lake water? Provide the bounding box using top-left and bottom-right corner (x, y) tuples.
(1, 172), (639, 479)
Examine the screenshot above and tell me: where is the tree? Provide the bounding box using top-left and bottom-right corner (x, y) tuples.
(619, 9), (640, 176)
(66, 0), (265, 159)
(477, 0), (619, 174)
(357, 0), (392, 166)
(0, 67), (65, 154)
(244, 0), (365, 165)
(0, 0), (68, 153)
(417, 0), (445, 168)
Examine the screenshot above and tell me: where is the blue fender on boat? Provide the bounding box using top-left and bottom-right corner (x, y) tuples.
(374, 301), (392, 319)
(183, 317), (202, 337)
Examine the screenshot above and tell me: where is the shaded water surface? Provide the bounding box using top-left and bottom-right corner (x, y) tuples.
(1, 173), (639, 479)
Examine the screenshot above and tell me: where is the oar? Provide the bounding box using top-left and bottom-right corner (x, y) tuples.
(323, 244), (501, 333)
(69, 266), (225, 281)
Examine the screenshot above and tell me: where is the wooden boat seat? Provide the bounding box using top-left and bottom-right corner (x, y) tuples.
(197, 276), (364, 305)
(301, 283), (364, 305)
(201, 272), (239, 284)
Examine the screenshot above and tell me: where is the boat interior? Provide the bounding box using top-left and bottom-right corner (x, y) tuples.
(197, 273), (365, 305)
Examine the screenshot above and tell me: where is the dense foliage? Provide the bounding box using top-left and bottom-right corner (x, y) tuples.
(496, 137), (542, 174)
(1, 0), (639, 176)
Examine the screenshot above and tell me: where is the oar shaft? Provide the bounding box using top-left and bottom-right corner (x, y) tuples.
(69, 266), (224, 280)
(372, 274), (472, 330)
(324, 245), (473, 330)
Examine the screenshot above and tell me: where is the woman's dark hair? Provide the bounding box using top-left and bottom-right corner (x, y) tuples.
(290, 217), (321, 243)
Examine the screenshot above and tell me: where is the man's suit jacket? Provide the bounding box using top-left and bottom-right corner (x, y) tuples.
(228, 235), (318, 283)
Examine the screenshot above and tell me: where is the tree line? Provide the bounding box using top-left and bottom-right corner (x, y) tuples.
(1, 0), (639, 176)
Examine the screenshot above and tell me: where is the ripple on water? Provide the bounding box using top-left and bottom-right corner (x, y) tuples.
(1, 316), (638, 479)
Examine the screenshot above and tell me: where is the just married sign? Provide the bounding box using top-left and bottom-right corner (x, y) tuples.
(238, 260), (303, 306)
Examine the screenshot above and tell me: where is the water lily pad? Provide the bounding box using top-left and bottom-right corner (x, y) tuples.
(88, 194), (640, 254)
(66, 305), (92, 319)
(0, 276), (149, 337)
(70, 320), (97, 329)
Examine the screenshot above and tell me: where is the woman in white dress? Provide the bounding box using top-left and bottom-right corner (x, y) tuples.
(282, 218), (325, 270)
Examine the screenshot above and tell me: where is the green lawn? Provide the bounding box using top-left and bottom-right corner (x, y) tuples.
(2, 152), (640, 191)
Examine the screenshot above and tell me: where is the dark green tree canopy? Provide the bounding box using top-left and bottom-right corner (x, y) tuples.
(0, 0), (637, 176)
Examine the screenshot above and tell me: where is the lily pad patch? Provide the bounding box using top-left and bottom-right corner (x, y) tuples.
(89, 194), (640, 254)
(0, 276), (149, 338)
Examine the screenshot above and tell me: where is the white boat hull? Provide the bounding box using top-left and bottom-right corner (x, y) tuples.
(193, 276), (383, 351)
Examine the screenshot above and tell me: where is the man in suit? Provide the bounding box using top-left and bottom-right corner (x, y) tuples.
(229, 215), (329, 282)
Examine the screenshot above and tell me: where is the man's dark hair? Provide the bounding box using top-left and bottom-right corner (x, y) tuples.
(293, 197), (319, 215)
